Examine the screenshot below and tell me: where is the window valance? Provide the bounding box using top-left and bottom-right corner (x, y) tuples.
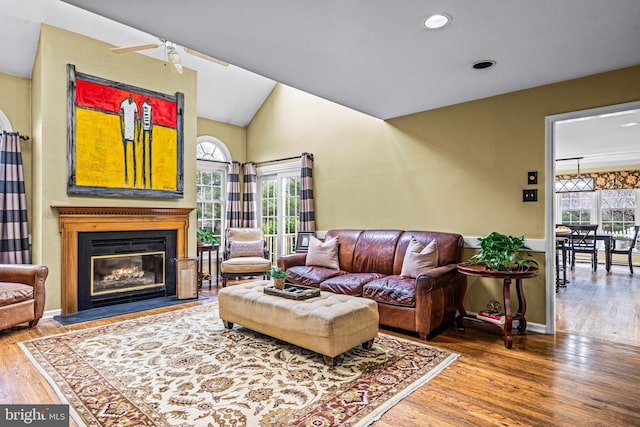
(556, 169), (640, 190)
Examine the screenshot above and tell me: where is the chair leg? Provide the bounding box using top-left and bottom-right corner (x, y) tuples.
(629, 252), (634, 275)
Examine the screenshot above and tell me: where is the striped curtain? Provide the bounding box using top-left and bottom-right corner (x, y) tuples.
(242, 162), (258, 228)
(225, 161), (242, 228)
(299, 152), (316, 232)
(0, 132), (31, 263)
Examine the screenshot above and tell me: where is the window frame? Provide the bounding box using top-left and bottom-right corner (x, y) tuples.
(196, 136), (231, 249)
(0, 109), (12, 132)
(556, 188), (640, 234)
(257, 161), (301, 262)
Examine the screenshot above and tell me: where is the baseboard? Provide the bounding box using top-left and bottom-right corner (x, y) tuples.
(466, 311), (548, 334)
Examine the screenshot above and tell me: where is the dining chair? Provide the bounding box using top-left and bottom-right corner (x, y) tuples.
(568, 224), (599, 271)
(555, 224), (572, 290)
(610, 225), (639, 274)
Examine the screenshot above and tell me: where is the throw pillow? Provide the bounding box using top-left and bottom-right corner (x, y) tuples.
(229, 240), (264, 258)
(306, 236), (340, 270)
(400, 237), (438, 278)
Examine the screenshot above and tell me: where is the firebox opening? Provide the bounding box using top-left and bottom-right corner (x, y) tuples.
(92, 251), (165, 296)
(78, 230), (177, 311)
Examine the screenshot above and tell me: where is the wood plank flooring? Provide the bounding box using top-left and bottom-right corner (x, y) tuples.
(1, 279), (639, 426)
(556, 262), (640, 346)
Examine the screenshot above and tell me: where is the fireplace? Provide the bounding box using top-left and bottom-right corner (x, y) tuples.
(54, 206), (192, 314)
(77, 230), (176, 310)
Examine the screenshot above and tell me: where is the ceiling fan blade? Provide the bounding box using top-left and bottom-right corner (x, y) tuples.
(110, 43), (162, 54)
(184, 48), (229, 67)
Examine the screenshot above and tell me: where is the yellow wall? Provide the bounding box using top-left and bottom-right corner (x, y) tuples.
(30, 25), (198, 310)
(247, 65), (640, 323)
(0, 73), (32, 227)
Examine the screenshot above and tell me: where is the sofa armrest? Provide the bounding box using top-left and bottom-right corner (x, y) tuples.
(414, 264), (464, 338)
(0, 264), (49, 318)
(277, 253), (307, 270)
(415, 264), (459, 292)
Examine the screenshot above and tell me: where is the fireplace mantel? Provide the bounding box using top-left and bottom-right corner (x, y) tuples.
(53, 206), (194, 314)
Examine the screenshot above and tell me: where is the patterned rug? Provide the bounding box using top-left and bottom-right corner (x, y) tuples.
(20, 303), (458, 427)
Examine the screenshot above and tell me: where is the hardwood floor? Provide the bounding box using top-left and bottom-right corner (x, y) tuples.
(556, 262), (640, 346)
(1, 280), (639, 426)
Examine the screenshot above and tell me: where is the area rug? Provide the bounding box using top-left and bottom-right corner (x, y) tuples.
(20, 303), (458, 427)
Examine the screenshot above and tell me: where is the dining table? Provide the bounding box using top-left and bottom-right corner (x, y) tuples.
(556, 227), (612, 272)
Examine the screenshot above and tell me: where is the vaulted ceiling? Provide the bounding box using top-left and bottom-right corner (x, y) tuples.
(2, 1), (640, 167)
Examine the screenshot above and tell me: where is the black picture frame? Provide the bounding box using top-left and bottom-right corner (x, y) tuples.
(295, 232), (314, 252)
(66, 64), (184, 199)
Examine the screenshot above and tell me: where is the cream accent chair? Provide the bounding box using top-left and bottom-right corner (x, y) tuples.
(220, 228), (272, 287)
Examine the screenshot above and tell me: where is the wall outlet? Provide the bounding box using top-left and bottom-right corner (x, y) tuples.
(523, 189), (537, 202)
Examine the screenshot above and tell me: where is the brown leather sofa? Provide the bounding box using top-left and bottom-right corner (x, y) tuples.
(278, 229), (464, 340)
(0, 264), (48, 331)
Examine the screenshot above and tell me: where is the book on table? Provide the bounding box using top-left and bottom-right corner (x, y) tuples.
(477, 310), (505, 325)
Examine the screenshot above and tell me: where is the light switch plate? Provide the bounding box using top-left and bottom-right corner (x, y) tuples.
(523, 189), (537, 202)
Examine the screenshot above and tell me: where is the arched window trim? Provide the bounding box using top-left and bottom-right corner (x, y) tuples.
(0, 109), (13, 132)
(196, 135), (231, 163)
(196, 136), (231, 269)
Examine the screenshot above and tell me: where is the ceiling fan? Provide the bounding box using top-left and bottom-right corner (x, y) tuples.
(110, 40), (229, 74)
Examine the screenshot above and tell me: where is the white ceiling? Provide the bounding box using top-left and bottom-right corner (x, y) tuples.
(2, 0), (640, 167)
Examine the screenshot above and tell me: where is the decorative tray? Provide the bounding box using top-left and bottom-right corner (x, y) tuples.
(264, 283), (320, 300)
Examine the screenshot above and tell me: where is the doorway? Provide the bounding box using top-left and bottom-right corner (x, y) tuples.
(546, 100), (640, 343)
(257, 162), (301, 263)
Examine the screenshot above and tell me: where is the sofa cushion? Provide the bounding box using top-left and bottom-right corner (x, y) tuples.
(363, 276), (416, 307)
(401, 237), (438, 278)
(320, 273), (385, 296)
(352, 230), (403, 275)
(306, 236), (340, 270)
(286, 266), (347, 288)
(0, 282), (34, 307)
(228, 240), (264, 258)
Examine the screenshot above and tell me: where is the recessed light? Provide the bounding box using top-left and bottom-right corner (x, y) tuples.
(472, 60), (496, 70)
(423, 13), (451, 30)
(621, 122), (639, 127)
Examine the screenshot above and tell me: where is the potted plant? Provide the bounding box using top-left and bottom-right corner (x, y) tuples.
(468, 231), (538, 272)
(268, 266), (288, 290)
(197, 228), (219, 246)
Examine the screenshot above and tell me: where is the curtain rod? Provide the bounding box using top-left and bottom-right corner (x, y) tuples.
(1, 131), (30, 141)
(200, 159), (230, 165)
(251, 153), (313, 166)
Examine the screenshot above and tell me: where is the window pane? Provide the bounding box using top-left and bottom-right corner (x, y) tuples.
(600, 189), (636, 234)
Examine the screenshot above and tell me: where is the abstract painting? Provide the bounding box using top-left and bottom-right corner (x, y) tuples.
(67, 65), (184, 198)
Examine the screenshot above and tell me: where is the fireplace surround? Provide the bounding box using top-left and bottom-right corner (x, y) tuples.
(54, 206), (192, 314)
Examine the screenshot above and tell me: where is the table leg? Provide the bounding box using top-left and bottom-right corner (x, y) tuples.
(605, 238), (612, 272)
(197, 249), (203, 289)
(502, 278), (513, 349)
(515, 278), (527, 333)
(208, 247), (212, 290)
(456, 274), (467, 330)
(215, 248), (220, 288)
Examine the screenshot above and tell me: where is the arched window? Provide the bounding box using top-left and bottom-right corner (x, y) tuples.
(196, 136), (231, 245)
(0, 109), (13, 132)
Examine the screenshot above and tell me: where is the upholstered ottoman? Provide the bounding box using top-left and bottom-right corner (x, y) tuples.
(218, 281), (379, 366)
